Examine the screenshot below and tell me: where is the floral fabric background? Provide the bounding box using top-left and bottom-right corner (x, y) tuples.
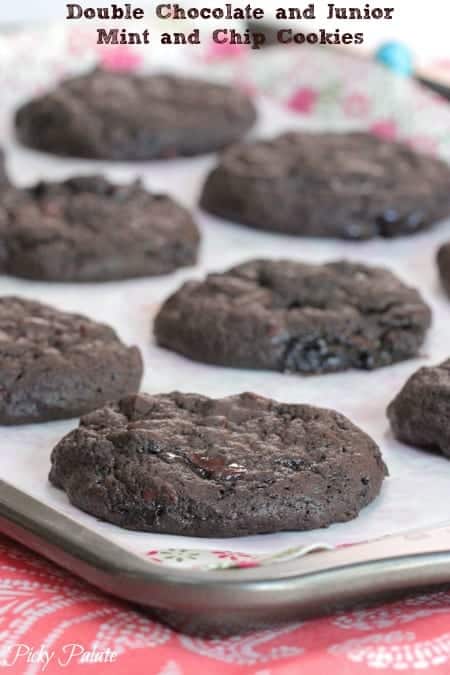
(1, 534), (450, 674)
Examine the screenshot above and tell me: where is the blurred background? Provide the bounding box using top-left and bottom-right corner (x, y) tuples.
(2, 0), (450, 161)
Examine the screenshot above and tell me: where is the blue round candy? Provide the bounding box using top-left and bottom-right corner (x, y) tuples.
(375, 42), (414, 76)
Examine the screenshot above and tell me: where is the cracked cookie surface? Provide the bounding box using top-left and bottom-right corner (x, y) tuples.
(154, 259), (431, 374)
(201, 132), (450, 239)
(388, 359), (450, 458)
(49, 391), (387, 536)
(15, 70), (257, 160)
(0, 176), (199, 281)
(0, 297), (142, 424)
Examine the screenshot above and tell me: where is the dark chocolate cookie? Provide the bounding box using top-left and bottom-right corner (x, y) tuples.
(388, 360), (450, 458)
(49, 391), (387, 536)
(15, 70), (257, 160)
(0, 297), (142, 425)
(437, 242), (450, 296)
(154, 259), (431, 374)
(200, 132), (450, 239)
(0, 176), (199, 281)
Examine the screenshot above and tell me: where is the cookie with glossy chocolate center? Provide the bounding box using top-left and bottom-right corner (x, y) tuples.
(49, 391), (386, 536)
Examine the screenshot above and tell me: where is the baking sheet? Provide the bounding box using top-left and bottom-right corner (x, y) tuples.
(1, 27), (450, 569)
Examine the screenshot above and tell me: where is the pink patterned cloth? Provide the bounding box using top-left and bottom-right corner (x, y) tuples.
(1, 534), (450, 674)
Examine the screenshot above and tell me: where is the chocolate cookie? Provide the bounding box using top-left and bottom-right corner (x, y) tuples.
(154, 259), (431, 374)
(0, 176), (199, 281)
(49, 391), (387, 536)
(15, 70), (257, 160)
(0, 297), (142, 425)
(388, 360), (450, 458)
(437, 242), (450, 296)
(201, 132), (450, 239)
